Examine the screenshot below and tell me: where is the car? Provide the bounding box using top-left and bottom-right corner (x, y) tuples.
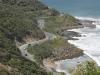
(24, 48), (26, 50)
(25, 54), (27, 56)
(28, 44), (31, 46)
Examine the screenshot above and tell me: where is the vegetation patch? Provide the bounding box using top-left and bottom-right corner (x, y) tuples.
(72, 61), (100, 75)
(0, 0), (55, 75)
(28, 37), (83, 63)
(44, 14), (79, 34)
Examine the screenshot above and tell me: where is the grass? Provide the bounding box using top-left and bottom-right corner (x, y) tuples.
(44, 14), (78, 34)
(28, 36), (83, 62)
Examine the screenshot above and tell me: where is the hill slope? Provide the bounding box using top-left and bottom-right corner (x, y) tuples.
(0, 0), (82, 75)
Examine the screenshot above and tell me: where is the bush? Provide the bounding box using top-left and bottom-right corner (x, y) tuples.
(72, 61), (100, 75)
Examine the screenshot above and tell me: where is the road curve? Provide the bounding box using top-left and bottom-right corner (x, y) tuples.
(18, 19), (57, 61)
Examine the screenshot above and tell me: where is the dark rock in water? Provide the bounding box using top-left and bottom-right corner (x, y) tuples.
(61, 31), (81, 38)
(68, 37), (79, 40)
(79, 19), (96, 28)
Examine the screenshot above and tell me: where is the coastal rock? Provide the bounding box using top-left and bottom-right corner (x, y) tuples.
(61, 31), (81, 37)
(79, 19), (96, 28)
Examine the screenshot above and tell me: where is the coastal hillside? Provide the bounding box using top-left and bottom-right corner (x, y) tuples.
(0, 0), (83, 75)
(0, 0), (51, 75)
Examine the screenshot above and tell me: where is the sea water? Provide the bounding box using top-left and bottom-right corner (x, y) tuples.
(68, 18), (100, 66)
(42, 0), (100, 18)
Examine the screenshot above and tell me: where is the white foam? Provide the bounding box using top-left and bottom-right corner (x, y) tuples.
(55, 17), (100, 75)
(68, 17), (100, 66)
(75, 16), (100, 21)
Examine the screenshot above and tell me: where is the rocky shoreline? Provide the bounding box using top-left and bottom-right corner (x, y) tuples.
(54, 19), (96, 60)
(43, 18), (96, 74)
(59, 19), (96, 40)
(78, 19), (96, 28)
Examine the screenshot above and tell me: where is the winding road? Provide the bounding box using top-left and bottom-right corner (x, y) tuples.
(18, 19), (57, 61)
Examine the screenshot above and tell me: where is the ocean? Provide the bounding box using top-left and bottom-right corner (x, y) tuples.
(41, 0), (100, 18)
(41, 0), (100, 74)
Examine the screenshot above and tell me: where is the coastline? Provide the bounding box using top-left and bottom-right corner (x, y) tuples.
(43, 16), (97, 75)
(1, 0), (100, 75)
(66, 17), (100, 72)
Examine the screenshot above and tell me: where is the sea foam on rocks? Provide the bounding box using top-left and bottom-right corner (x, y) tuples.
(55, 17), (100, 75)
(68, 17), (100, 66)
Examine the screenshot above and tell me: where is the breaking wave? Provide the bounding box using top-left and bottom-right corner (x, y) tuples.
(68, 16), (100, 66)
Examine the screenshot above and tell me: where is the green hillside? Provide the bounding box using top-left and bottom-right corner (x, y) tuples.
(0, 0), (83, 75)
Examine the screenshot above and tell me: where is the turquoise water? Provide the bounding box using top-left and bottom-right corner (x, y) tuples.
(41, 0), (100, 18)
